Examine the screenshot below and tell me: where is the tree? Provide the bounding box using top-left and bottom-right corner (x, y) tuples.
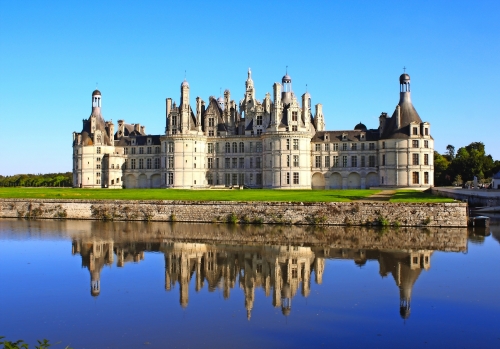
(445, 144), (455, 160)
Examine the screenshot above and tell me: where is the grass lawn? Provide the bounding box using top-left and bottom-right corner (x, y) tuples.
(389, 189), (455, 203)
(0, 187), (380, 202)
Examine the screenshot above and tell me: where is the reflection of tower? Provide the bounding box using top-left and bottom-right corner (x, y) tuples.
(314, 257), (324, 284)
(180, 254), (190, 308)
(379, 250), (432, 319)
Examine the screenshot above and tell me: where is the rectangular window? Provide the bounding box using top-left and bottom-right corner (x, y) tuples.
(342, 156), (347, 167)
(292, 125), (298, 131)
(342, 143), (347, 151)
(333, 143), (339, 151)
(424, 154), (429, 165)
(351, 143), (357, 150)
(256, 157), (261, 168)
(286, 155), (290, 167)
(131, 159), (136, 169)
(361, 156), (365, 167)
(208, 158), (213, 169)
(225, 174), (230, 186)
(293, 139), (299, 150)
(239, 158), (244, 168)
(293, 172), (299, 184)
(209, 118), (215, 127)
(325, 143), (330, 151)
(124, 148), (128, 155)
(413, 172), (420, 184)
(207, 173), (213, 185)
(209, 130), (214, 136)
(232, 174), (238, 185)
(232, 142), (238, 153)
(155, 146), (160, 154)
(154, 158), (160, 169)
(256, 142), (262, 152)
(361, 143), (365, 150)
(325, 156), (330, 168)
(96, 164), (101, 169)
(315, 156), (321, 168)
(168, 143), (174, 152)
(286, 139), (290, 150)
(147, 147), (152, 154)
(351, 156), (357, 167)
(413, 154), (419, 165)
(293, 155), (299, 167)
(232, 158), (237, 168)
(131, 147), (136, 154)
(256, 173), (263, 185)
(424, 172), (429, 184)
(369, 143), (375, 150)
(424, 140), (429, 148)
(286, 172), (290, 185)
(292, 111), (298, 121)
(208, 143), (214, 153)
(315, 144), (321, 152)
(249, 142), (254, 152)
(139, 159), (144, 169)
(333, 156), (339, 167)
(369, 155), (375, 167)
(257, 129), (262, 135)
(168, 173), (174, 185)
(425, 128), (429, 136)
(412, 140), (419, 148)
(168, 156), (174, 169)
(97, 147), (101, 154)
(250, 158), (253, 168)
(413, 128), (418, 135)
(147, 158), (152, 169)
(225, 158), (230, 169)
(96, 172), (100, 177)
(215, 143), (219, 152)
(257, 115), (263, 125)
(139, 147), (144, 154)
(216, 158), (219, 169)
(382, 155), (386, 166)
(382, 142), (386, 149)
(239, 142), (244, 153)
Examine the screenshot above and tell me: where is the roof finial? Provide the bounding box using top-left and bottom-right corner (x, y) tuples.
(286, 65), (288, 74)
(248, 67), (252, 79)
(306, 83), (308, 92)
(403, 66), (407, 73)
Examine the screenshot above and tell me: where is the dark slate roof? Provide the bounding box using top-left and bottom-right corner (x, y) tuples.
(115, 135), (161, 146)
(312, 129), (380, 142)
(81, 113), (112, 146)
(354, 122), (367, 131)
(245, 118), (254, 131)
(381, 92), (423, 139)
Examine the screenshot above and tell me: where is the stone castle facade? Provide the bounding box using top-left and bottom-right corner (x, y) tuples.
(72, 70), (434, 189)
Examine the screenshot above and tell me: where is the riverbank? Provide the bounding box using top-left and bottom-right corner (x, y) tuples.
(0, 198), (468, 227)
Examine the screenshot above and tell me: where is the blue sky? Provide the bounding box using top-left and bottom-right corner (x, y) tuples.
(1, 0), (499, 175)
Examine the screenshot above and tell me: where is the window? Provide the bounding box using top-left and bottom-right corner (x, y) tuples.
(239, 158), (244, 168)
(293, 172), (299, 184)
(250, 158), (253, 168)
(147, 147), (152, 154)
(382, 155), (386, 166)
(257, 129), (262, 135)
(286, 172), (290, 184)
(139, 147), (144, 154)
(256, 157), (261, 168)
(286, 139), (290, 150)
(333, 143), (339, 151)
(131, 159), (136, 169)
(325, 156), (330, 168)
(325, 143), (330, 151)
(168, 156), (174, 169)
(315, 156), (321, 168)
(225, 142), (230, 153)
(293, 139), (299, 150)
(232, 158), (237, 168)
(315, 144), (321, 152)
(424, 172), (429, 184)
(424, 140), (429, 148)
(154, 158), (160, 169)
(413, 172), (419, 184)
(424, 154), (429, 165)
(382, 142), (385, 149)
(413, 127), (418, 135)
(413, 154), (419, 165)
(216, 158), (219, 169)
(96, 179), (100, 184)
(225, 158), (230, 168)
(239, 142), (244, 153)
(147, 158), (152, 169)
(351, 156), (357, 167)
(232, 142), (237, 153)
(361, 156), (365, 167)
(208, 143), (214, 153)
(361, 143), (365, 150)
(96, 164), (101, 169)
(216, 143), (219, 152)
(209, 118), (215, 127)
(425, 128), (429, 136)
(256, 142), (262, 152)
(208, 158), (213, 168)
(207, 173), (213, 185)
(131, 147), (136, 154)
(333, 156), (339, 167)
(209, 130), (214, 136)
(269, 142), (272, 150)
(168, 142), (174, 152)
(96, 172), (100, 177)
(168, 173), (174, 185)
(293, 155), (299, 167)
(139, 159), (144, 169)
(256, 173), (263, 185)
(342, 156), (347, 167)
(232, 174), (238, 185)
(124, 148), (128, 155)
(412, 140), (419, 148)
(292, 125), (298, 131)
(257, 115), (262, 125)
(249, 142), (254, 152)
(351, 143), (357, 150)
(292, 111), (298, 121)
(155, 146), (160, 154)
(97, 147), (101, 154)
(369, 155), (376, 167)
(342, 143), (347, 151)
(369, 143), (375, 150)
(225, 174), (230, 186)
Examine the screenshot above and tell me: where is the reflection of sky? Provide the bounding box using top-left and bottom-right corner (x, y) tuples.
(1, 227), (499, 348)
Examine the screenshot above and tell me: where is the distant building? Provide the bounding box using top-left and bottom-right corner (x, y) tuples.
(72, 70), (434, 189)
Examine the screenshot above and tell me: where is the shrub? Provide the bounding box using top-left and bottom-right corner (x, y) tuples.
(377, 216), (389, 226)
(227, 213), (238, 224)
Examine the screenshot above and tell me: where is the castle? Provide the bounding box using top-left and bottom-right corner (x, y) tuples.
(72, 70), (434, 189)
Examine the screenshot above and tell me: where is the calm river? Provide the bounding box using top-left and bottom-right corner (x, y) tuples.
(0, 219), (499, 348)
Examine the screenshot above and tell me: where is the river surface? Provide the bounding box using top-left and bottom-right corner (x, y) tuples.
(0, 219), (499, 348)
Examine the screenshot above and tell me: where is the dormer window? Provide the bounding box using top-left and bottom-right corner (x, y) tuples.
(360, 134), (365, 140)
(342, 134), (347, 141)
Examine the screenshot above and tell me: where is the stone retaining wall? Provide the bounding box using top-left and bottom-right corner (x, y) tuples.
(0, 199), (468, 227)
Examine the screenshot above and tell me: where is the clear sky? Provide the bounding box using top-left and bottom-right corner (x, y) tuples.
(1, 0), (499, 175)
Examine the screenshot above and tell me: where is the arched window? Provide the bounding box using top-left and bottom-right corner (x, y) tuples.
(239, 142), (244, 153)
(225, 142), (230, 153)
(232, 142), (238, 153)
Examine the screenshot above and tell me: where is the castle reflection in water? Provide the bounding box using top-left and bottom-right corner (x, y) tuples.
(72, 238), (433, 320)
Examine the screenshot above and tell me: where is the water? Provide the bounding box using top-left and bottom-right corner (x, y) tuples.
(0, 219), (499, 348)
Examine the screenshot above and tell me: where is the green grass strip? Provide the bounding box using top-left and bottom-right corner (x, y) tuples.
(389, 189), (455, 203)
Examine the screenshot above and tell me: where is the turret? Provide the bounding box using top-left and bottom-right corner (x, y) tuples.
(281, 70), (292, 105)
(91, 89), (102, 116)
(180, 80), (190, 132)
(314, 104), (325, 131)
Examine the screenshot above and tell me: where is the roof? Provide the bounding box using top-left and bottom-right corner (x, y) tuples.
(92, 89), (101, 96)
(114, 135), (161, 146)
(312, 129), (379, 142)
(354, 122), (367, 131)
(381, 91), (423, 139)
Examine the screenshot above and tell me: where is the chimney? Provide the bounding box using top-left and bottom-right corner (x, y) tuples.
(396, 105), (401, 129)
